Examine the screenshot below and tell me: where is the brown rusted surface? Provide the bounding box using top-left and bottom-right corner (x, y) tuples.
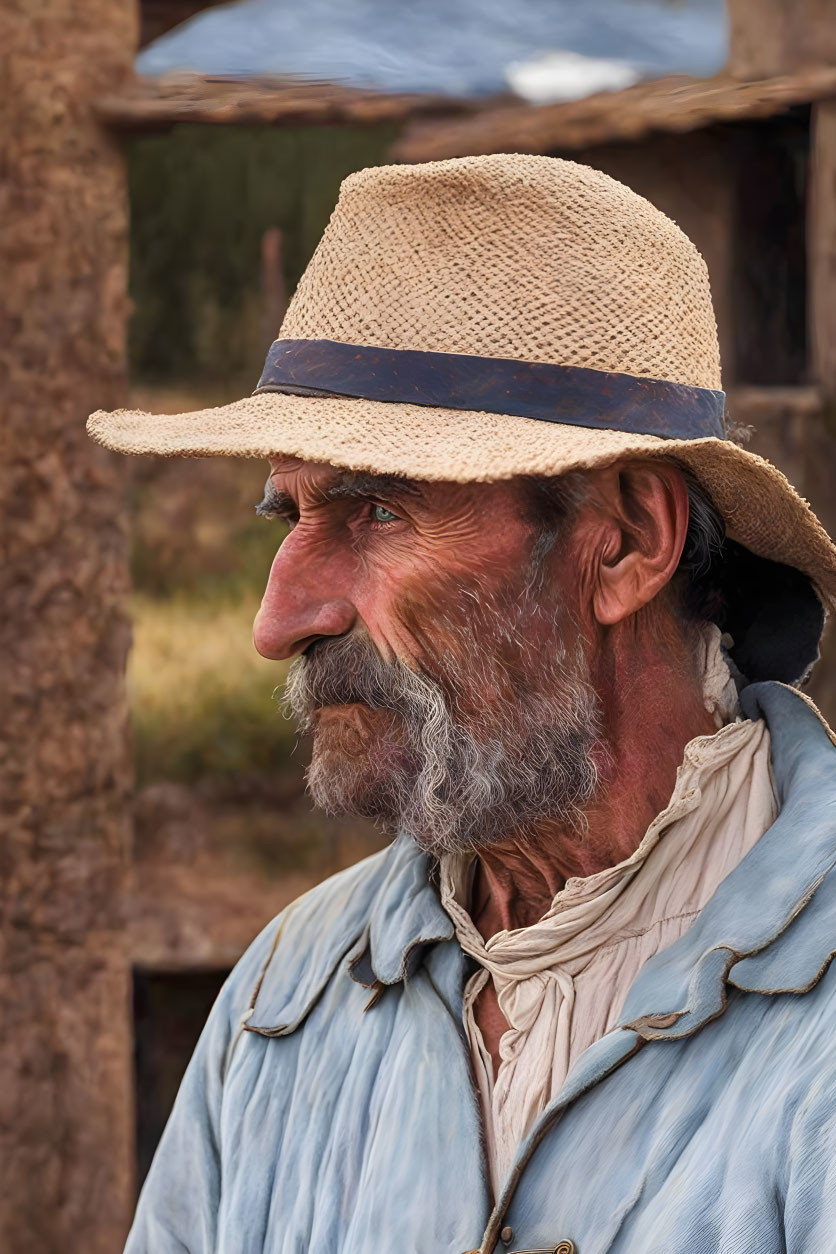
(394, 66), (836, 162)
(95, 72), (479, 132)
(0, 2), (136, 1251)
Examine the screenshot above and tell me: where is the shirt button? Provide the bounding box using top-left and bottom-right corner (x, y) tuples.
(500, 1227), (514, 1243)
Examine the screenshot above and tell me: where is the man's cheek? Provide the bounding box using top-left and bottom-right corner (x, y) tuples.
(392, 578), (539, 693)
(384, 576), (470, 671)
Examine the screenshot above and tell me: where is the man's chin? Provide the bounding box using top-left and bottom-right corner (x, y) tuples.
(306, 753), (399, 824)
(306, 709), (412, 824)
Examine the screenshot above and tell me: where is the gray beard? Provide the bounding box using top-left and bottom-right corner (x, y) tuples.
(282, 603), (604, 859)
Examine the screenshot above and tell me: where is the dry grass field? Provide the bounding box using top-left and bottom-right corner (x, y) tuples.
(129, 590), (294, 784)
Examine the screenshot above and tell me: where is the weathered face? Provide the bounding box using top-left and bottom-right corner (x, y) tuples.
(254, 457), (602, 854)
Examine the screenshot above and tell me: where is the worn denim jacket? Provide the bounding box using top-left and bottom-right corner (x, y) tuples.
(127, 683), (836, 1254)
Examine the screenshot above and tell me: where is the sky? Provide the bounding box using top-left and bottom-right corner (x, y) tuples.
(137, 0), (728, 103)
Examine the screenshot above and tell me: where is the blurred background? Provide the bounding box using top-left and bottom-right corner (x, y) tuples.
(5, 0), (836, 1248)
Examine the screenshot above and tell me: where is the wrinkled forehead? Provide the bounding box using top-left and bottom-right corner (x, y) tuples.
(265, 456), (532, 515)
(268, 456), (419, 495)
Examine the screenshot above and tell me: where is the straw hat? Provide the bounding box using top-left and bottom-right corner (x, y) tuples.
(89, 153), (835, 679)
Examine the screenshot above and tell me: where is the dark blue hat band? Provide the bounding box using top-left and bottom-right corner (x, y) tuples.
(254, 338), (726, 442)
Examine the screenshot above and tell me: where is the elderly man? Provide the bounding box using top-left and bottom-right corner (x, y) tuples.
(91, 155), (836, 1254)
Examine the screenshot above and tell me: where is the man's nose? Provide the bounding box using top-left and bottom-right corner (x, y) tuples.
(253, 540), (357, 660)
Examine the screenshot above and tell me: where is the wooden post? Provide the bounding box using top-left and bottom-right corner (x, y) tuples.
(810, 100), (836, 395)
(261, 226), (288, 352)
(726, 0), (836, 79)
(0, 2), (137, 1251)
(804, 98), (836, 718)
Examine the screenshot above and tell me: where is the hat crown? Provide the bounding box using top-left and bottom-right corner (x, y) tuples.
(281, 153), (722, 391)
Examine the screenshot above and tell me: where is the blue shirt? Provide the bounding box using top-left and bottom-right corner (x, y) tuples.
(127, 682), (836, 1254)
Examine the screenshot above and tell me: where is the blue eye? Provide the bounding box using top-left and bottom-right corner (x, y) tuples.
(372, 504), (399, 523)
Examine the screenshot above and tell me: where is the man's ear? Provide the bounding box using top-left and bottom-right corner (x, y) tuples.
(590, 462), (690, 626)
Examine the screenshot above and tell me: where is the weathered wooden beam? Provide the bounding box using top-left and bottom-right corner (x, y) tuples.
(394, 67), (836, 163)
(95, 73), (476, 132)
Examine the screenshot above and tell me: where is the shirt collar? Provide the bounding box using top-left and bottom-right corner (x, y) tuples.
(248, 681), (836, 1040)
(619, 681), (836, 1039)
(347, 833), (454, 987)
(247, 834), (453, 1035)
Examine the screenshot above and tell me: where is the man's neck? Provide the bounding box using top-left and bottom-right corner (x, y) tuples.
(471, 617), (718, 936)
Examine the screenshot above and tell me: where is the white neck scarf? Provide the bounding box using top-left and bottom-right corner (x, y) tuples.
(439, 626), (777, 1192)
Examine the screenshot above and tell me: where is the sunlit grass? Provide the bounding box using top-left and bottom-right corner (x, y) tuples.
(129, 591), (297, 784)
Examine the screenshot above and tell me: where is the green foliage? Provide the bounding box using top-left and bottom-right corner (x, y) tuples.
(126, 124), (395, 385)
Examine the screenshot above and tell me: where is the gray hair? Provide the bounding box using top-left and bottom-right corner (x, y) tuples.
(673, 467), (727, 627)
(523, 462), (727, 627)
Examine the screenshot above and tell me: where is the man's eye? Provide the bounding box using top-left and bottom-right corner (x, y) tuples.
(372, 504), (399, 523)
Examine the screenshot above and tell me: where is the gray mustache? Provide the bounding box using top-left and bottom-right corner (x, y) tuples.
(288, 635), (418, 713)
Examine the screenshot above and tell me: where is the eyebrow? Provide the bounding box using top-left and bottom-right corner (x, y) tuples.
(255, 478), (296, 519)
(255, 471), (423, 517)
(322, 472), (423, 502)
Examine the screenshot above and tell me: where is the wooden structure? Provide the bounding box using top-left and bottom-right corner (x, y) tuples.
(95, 73), (475, 131)
(0, 3), (137, 1252)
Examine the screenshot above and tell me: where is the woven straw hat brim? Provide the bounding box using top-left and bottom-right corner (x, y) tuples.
(88, 391), (836, 613)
